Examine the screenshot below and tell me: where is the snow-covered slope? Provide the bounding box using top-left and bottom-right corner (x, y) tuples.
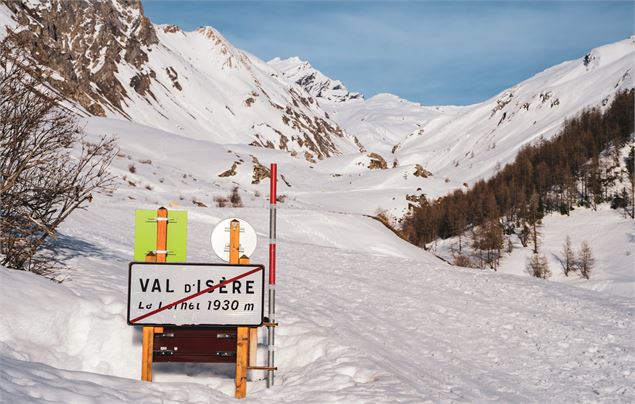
(393, 37), (635, 185)
(269, 56), (363, 103)
(323, 93), (461, 157)
(1, 145), (633, 402)
(0, 0), (363, 161)
(500, 205), (635, 297)
(431, 203), (635, 298)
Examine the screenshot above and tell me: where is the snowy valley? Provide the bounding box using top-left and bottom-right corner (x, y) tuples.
(0, 0), (634, 403)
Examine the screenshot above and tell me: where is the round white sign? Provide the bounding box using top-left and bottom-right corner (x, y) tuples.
(211, 218), (258, 262)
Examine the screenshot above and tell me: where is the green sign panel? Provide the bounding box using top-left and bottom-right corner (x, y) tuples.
(134, 209), (187, 262)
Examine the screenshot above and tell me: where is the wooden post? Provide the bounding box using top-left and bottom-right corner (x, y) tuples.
(229, 219), (240, 264)
(141, 207), (168, 382)
(239, 255), (258, 370)
(236, 327), (249, 398)
(231, 222), (248, 399)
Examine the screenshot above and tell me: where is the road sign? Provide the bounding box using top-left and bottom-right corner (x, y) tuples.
(211, 218), (257, 262)
(134, 209), (187, 262)
(128, 262), (264, 327)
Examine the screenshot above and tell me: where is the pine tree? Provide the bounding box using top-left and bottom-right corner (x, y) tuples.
(560, 235), (575, 276)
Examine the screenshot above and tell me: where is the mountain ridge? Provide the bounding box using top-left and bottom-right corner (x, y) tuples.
(0, 0), (364, 161)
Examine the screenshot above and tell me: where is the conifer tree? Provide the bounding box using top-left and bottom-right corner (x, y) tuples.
(527, 253), (551, 279)
(578, 241), (595, 280)
(560, 235), (575, 276)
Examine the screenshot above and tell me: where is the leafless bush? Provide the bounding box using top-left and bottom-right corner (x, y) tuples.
(0, 41), (117, 273)
(128, 163), (136, 173)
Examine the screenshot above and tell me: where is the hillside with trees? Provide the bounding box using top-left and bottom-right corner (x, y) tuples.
(402, 90), (634, 270)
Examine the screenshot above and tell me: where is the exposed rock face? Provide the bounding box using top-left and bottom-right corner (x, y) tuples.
(367, 152), (388, 170)
(1, 0), (363, 160)
(250, 156), (270, 184)
(3, 0), (158, 116)
(218, 162), (239, 177)
(413, 164), (432, 178)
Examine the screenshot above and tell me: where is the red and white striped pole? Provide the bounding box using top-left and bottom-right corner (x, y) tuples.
(266, 163), (277, 388)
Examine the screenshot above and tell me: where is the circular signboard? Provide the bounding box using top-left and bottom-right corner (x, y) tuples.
(211, 218), (258, 262)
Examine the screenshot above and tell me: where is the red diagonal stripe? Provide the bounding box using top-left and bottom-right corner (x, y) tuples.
(130, 267), (261, 324)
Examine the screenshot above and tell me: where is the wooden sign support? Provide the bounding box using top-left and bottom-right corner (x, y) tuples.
(132, 210), (272, 399)
(141, 207), (168, 381)
(230, 219), (249, 399)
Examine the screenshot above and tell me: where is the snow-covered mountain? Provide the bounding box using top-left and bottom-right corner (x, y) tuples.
(392, 36), (635, 184)
(0, 0), (363, 161)
(277, 38), (634, 185)
(269, 56), (363, 103)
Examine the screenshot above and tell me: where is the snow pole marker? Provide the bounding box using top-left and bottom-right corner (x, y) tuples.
(267, 163), (277, 388)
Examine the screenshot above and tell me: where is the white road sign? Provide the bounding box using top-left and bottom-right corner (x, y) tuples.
(127, 262), (264, 327)
(210, 218), (257, 262)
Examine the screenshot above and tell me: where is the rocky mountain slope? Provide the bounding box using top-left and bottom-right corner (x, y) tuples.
(0, 0), (363, 161)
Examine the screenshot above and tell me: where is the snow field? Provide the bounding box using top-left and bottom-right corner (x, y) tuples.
(433, 204), (635, 299)
(1, 196), (633, 402)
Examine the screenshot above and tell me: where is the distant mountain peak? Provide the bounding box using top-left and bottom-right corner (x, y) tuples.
(269, 57), (363, 103)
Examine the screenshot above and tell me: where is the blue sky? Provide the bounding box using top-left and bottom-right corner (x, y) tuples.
(143, 1), (634, 105)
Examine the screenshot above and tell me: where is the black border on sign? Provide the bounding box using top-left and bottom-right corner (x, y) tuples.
(127, 261), (265, 327)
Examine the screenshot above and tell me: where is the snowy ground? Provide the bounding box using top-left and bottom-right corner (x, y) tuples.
(432, 204), (635, 299)
(1, 196), (634, 403)
(501, 205), (635, 298)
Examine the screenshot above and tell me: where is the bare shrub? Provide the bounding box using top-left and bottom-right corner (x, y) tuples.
(0, 41), (117, 273)
(128, 163), (136, 173)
